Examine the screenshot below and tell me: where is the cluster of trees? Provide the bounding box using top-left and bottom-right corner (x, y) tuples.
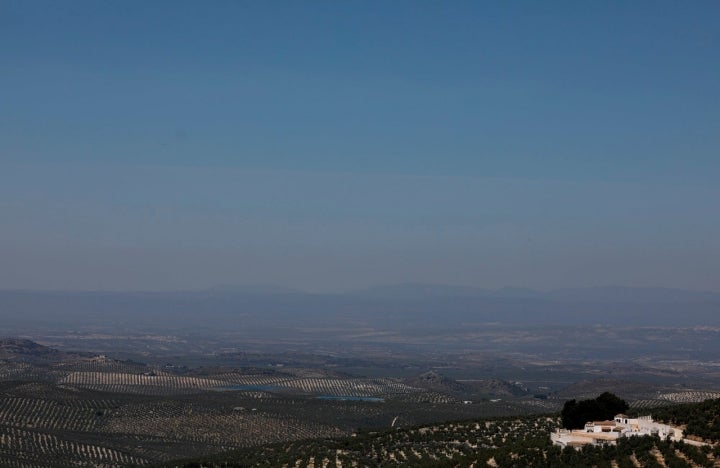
(174, 431), (720, 468)
(561, 392), (629, 429)
(171, 404), (720, 468)
(649, 397), (720, 442)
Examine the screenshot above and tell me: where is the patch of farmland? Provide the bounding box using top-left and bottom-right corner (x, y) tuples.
(0, 424), (145, 467)
(5, 382), (124, 405)
(281, 377), (420, 396)
(274, 367), (339, 378)
(391, 391), (457, 404)
(657, 390), (720, 403)
(0, 363), (32, 379)
(201, 373), (422, 395)
(62, 384), (222, 396)
(0, 363), (55, 382)
(207, 373), (293, 387)
(517, 398), (561, 411)
(0, 397), (112, 432)
(630, 399), (673, 409)
(53, 359), (151, 374)
(179, 415), (566, 467)
(57, 371), (428, 399)
(59, 371), (226, 392)
(99, 405), (343, 448)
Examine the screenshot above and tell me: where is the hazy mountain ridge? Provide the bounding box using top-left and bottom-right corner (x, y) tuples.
(352, 284), (720, 302)
(0, 338), (57, 356)
(0, 285), (718, 331)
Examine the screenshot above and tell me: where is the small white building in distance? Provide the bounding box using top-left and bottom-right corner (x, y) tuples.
(551, 414), (683, 449)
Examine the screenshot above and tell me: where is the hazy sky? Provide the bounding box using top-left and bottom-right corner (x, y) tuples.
(2, 1), (719, 292)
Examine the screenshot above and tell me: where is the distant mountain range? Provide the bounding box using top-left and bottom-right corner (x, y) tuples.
(0, 285), (718, 330)
(349, 284), (720, 302)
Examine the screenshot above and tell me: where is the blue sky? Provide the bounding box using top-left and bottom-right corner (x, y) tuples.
(1, 1), (719, 291)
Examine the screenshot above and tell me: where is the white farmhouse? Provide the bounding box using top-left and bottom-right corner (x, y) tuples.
(551, 413), (683, 449)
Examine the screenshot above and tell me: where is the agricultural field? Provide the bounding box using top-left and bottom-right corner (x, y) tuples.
(169, 414), (720, 467)
(0, 380), (350, 466)
(2, 338), (720, 466)
(0, 379), (536, 466)
(0, 340), (545, 466)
